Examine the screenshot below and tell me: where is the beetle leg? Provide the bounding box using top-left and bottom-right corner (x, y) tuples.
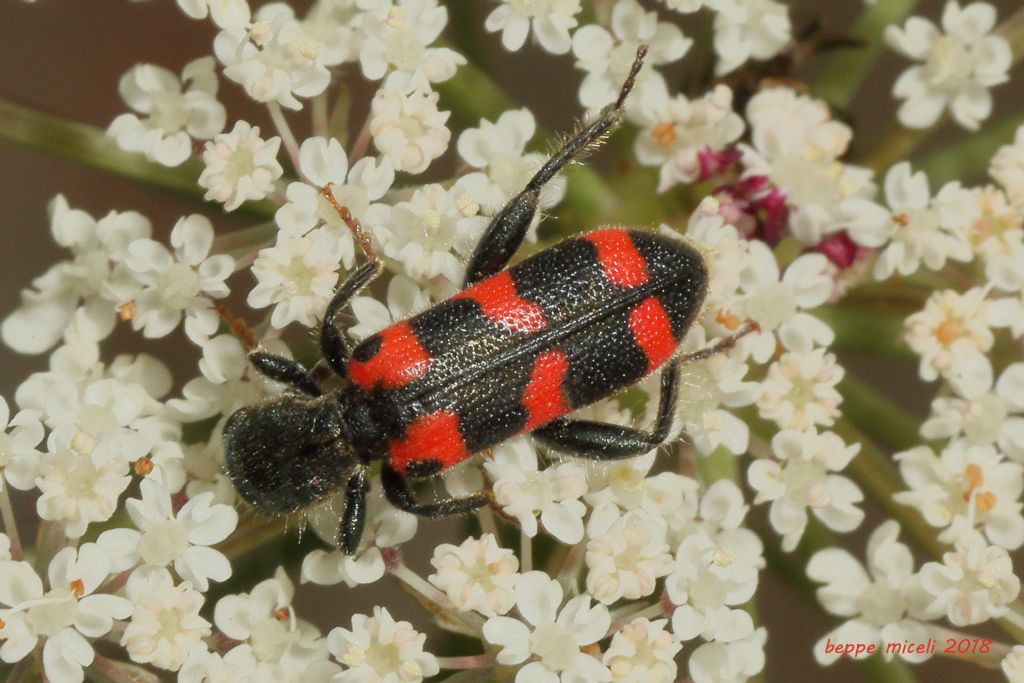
(462, 46), (649, 288)
(249, 352), (323, 397)
(318, 184), (385, 379)
(338, 467), (369, 555)
(678, 320), (760, 364)
(319, 260), (384, 379)
(534, 323), (759, 459)
(532, 362), (679, 459)
(380, 464), (489, 518)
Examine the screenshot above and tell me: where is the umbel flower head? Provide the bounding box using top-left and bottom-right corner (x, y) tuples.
(2, 0), (1024, 681)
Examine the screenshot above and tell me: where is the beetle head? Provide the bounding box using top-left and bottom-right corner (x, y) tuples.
(223, 395), (353, 516)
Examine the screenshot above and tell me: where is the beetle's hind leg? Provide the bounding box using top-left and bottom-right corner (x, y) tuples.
(462, 45), (649, 288)
(532, 322), (759, 459)
(380, 464), (489, 518)
(532, 362), (680, 460)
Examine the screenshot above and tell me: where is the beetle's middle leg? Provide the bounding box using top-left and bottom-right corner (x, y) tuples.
(380, 464), (489, 518)
(532, 322), (759, 459)
(462, 45), (649, 288)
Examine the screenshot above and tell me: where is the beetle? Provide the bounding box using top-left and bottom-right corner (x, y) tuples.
(223, 46), (754, 553)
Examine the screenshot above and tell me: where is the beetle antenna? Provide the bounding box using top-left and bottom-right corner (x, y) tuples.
(320, 184), (380, 264)
(615, 44), (648, 110)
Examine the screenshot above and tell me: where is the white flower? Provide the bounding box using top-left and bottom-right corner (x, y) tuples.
(108, 57), (226, 166)
(894, 442), (1024, 549)
(634, 85), (744, 192)
(485, 0), (582, 54)
(378, 181), (488, 285)
(728, 243), (834, 360)
(247, 228), (347, 329)
(176, 0), (251, 32)
(0, 396), (45, 491)
(97, 477), (237, 591)
(639, 472), (701, 545)
(922, 361), (1024, 461)
(886, 1), (1012, 129)
(482, 571), (612, 683)
(571, 0), (691, 116)
(1003, 645), (1024, 683)
(484, 437), (588, 544)
(35, 438), (132, 539)
(348, 274), (432, 341)
(991, 124), (1024, 205)
(687, 629), (767, 683)
(179, 647), (251, 683)
(357, 0), (465, 90)
(328, 606), (439, 683)
(214, 4), (338, 110)
(428, 534), (519, 617)
(121, 567), (211, 671)
(118, 214), (234, 342)
(457, 108), (566, 237)
(739, 88), (885, 247)
(199, 121), (284, 211)
(1, 195), (151, 354)
(304, 0), (364, 67)
(666, 525), (763, 643)
(712, 0), (793, 75)
(757, 348), (844, 429)
(302, 489), (418, 587)
(603, 617), (681, 683)
(807, 521), (934, 664)
(213, 568), (330, 680)
(904, 287), (994, 383)
(861, 162), (977, 280)
(585, 504), (673, 604)
(0, 544), (131, 683)
(370, 87), (451, 174)
(749, 429), (864, 551)
(275, 136), (393, 254)
(968, 186), (1024, 292)
(917, 531), (1021, 626)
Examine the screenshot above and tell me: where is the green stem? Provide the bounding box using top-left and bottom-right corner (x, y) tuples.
(835, 416), (945, 559)
(859, 124), (935, 175)
(0, 97), (202, 195)
(0, 97), (277, 218)
(917, 112), (1024, 186)
(816, 306), (914, 359)
(391, 562), (484, 636)
(997, 5), (1024, 62)
(836, 373), (919, 453)
(811, 0), (919, 109)
(0, 485), (24, 561)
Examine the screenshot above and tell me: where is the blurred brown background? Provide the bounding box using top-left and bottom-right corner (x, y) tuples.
(2, 0), (1022, 681)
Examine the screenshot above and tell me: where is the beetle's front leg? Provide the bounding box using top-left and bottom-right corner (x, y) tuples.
(380, 464), (489, 518)
(318, 186), (384, 379)
(248, 352), (323, 397)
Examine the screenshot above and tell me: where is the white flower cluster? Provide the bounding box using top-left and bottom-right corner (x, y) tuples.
(4, 0), (1024, 680)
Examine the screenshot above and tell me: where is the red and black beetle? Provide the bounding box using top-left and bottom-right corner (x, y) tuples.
(224, 47), (752, 553)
